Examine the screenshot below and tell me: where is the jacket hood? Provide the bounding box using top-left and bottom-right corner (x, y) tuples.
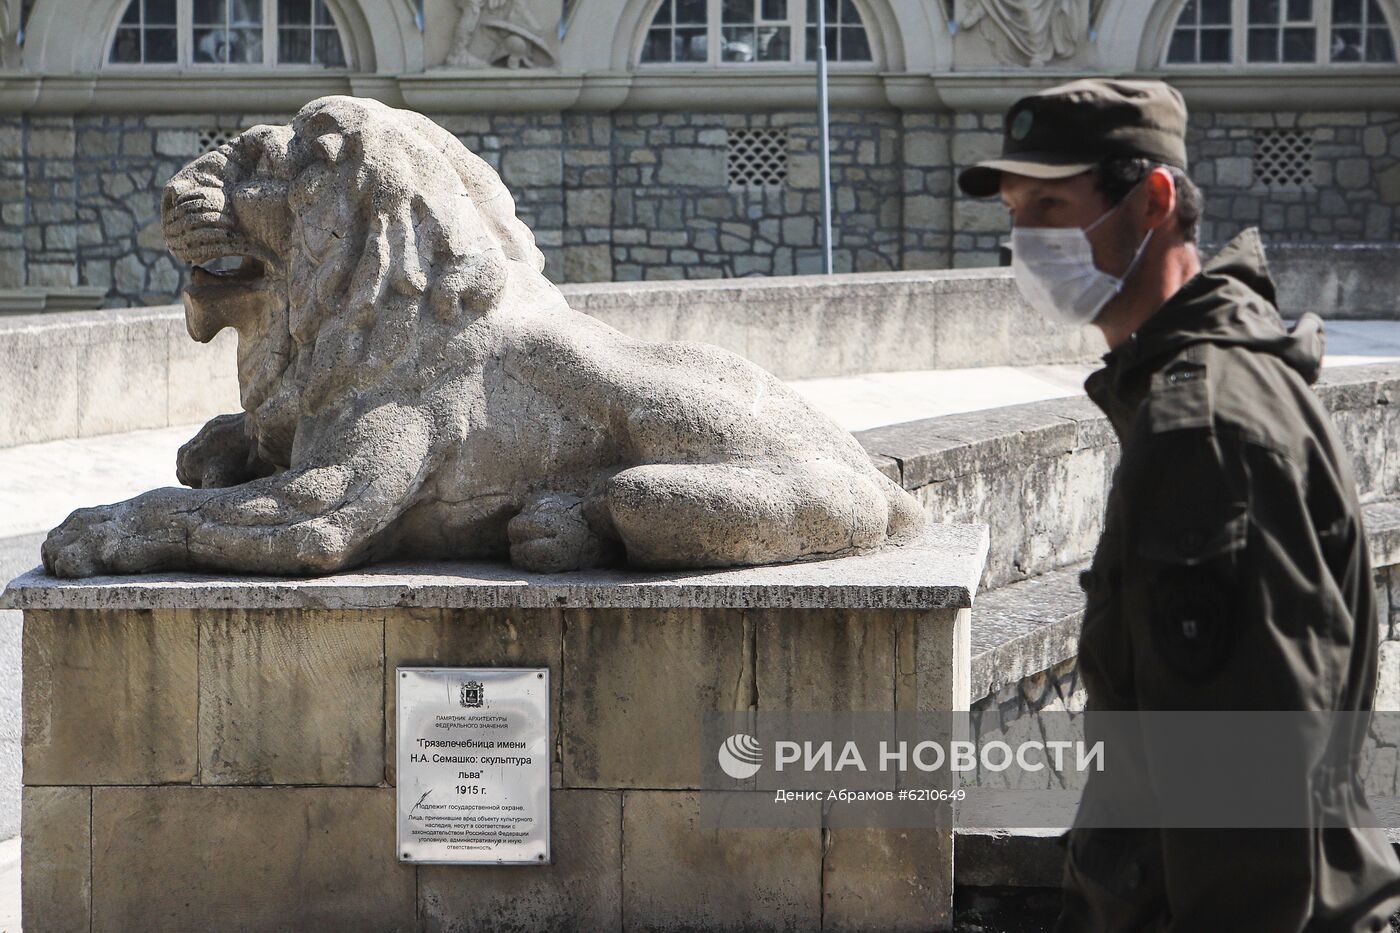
(1104, 226), (1324, 387)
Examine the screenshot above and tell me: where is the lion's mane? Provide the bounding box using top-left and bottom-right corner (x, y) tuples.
(232, 96), (556, 456)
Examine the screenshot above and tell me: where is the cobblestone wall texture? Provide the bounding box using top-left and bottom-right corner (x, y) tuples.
(0, 108), (1395, 305)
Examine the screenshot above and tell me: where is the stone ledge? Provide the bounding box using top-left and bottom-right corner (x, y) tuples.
(567, 268), (1101, 381)
(957, 825), (1400, 893)
(1315, 363), (1400, 410)
(0, 287), (107, 315)
(0, 304), (191, 344)
(856, 400), (1096, 490)
(0, 304), (240, 449)
(1267, 243), (1400, 320)
(0, 522), (989, 612)
(856, 361), (1400, 495)
(1370, 500), (1400, 568)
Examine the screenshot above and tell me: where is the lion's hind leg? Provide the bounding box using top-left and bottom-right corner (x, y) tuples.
(604, 460), (906, 570)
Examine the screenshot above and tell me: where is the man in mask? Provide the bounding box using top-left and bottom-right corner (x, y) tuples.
(958, 78), (1400, 931)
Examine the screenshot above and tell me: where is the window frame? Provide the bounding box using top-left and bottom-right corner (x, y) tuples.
(105, 0), (351, 70)
(1160, 0), (1399, 67)
(636, 0), (878, 68)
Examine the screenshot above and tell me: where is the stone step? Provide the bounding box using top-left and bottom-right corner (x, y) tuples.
(969, 495), (1400, 706)
(953, 827), (1400, 893)
(955, 828), (1068, 890)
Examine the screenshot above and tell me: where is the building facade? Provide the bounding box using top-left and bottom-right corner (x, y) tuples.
(0, 0), (1396, 308)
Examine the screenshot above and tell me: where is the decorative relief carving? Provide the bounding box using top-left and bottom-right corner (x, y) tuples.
(0, 0), (21, 68)
(959, 0), (1090, 66)
(442, 0), (558, 69)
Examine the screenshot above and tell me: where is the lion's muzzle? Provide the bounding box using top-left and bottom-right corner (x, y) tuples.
(163, 154), (284, 343)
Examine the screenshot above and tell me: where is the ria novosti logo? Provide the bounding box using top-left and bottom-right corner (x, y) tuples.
(718, 733), (763, 779)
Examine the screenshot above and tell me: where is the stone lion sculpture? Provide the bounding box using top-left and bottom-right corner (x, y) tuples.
(41, 96), (922, 578)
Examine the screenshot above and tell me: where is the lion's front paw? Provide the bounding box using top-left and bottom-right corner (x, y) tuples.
(41, 504), (127, 578)
(507, 494), (615, 574)
(177, 413), (260, 489)
(41, 500), (187, 578)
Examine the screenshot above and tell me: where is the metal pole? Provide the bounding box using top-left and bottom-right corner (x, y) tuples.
(815, 0), (833, 275)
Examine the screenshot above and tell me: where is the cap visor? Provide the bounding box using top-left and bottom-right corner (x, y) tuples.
(957, 157), (1097, 198)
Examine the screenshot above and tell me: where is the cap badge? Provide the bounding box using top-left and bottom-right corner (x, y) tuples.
(1010, 109), (1033, 141)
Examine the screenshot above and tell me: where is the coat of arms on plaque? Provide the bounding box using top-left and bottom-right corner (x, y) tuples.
(460, 680), (485, 708)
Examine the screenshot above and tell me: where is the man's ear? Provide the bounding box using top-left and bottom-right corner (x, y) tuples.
(1143, 166), (1178, 232)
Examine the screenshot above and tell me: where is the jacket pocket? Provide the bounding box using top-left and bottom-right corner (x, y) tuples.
(1134, 507), (1249, 683)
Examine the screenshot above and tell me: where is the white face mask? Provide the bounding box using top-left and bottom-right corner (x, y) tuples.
(1010, 190), (1155, 327)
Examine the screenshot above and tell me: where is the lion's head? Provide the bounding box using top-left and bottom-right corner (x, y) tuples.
(161, 95), (549, 465)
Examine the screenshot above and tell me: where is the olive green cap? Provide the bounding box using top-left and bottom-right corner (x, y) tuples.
(957, 78), (1189, 198)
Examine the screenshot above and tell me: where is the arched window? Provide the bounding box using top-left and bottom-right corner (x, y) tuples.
(639, 0), (874, 65)
(1164, 0), (1397, 64)
(109, 0), (348, 66)
(805, 0), (872, 62)
(641, 0), (709, 63)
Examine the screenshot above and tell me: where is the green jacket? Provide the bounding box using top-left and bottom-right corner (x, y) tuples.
(1059, 228), (1400, 932)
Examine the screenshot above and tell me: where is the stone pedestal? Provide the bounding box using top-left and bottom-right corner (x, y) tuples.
(2, 524), (987, 933)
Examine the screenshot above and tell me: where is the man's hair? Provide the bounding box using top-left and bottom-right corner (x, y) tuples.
(1093, 157), (1203, 244)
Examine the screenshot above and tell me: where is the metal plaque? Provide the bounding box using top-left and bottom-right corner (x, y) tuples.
(396, 667), (550, 864)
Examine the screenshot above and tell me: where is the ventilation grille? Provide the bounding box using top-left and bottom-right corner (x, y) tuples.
(1253, 130), (1314, 188)
(727, 129), (789, 188)
(198, 127), (240, 153)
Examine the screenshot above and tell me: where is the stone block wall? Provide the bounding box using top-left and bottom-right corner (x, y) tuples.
(1188, 111), (1400, 246)
(4, 105), (1393, 305)
(0, 108), (938, 302)
(603, 109), (906, 280)
(900, 112), (958, 270)
(435, 111), (569, 280)
(947, 112), (1015, 268)
(0, 110), (573, 308)
(19, 600), (973, 931)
